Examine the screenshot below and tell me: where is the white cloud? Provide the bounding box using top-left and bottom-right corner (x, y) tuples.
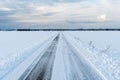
(97, 14), (107, 22)
(0, 7), (12, 11)
(101, 0), (109, 5)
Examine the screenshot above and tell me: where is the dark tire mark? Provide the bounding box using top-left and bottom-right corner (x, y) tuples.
(19, 35), (59, 80)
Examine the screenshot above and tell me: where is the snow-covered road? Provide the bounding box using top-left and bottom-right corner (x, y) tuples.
(61, 34), (106, 80)
(0, 32), (120, 80)
(10, 33), (106, 80)
(20, 35), (59, 80)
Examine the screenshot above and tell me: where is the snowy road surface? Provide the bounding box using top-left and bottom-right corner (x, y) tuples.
(19, 35), (59, 80)
(1, 32), (120, 80)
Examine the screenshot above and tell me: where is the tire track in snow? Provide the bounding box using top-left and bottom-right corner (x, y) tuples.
(20, 35), (59, 80)
(62, 34), (106, 80)
(62, 36), (83, 80)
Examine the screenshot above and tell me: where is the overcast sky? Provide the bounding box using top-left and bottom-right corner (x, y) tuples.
(0, 0), (120, 29)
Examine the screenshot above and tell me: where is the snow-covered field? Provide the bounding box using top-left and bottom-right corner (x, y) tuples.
(0, 31), (120, 80)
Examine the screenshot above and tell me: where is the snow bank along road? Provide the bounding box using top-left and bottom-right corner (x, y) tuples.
(2, 33), (107, 80)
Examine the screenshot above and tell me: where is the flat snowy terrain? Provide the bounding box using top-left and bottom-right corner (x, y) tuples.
(0, 31), (120, 80)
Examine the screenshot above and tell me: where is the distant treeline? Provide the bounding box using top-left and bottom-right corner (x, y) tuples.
(0, 29), (120, 31)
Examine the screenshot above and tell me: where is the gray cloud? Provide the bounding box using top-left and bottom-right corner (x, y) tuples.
(66, 20), (98, 24)
(21, 0), (84, 3)
(0, 11), (15, 23)
(42, 12), (59, 16)
(0, 0), (120, 29)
